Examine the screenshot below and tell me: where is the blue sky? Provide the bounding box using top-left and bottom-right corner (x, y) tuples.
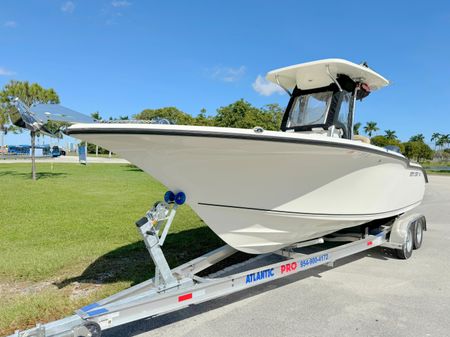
(1, 0), (449, 145)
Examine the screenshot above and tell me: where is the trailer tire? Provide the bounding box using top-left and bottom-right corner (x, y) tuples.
(413, 218), (424, 249)
(396, 226), (413, 260)
(81, 321), (102, 337)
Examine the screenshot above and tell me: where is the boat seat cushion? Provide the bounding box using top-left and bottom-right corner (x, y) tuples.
(353, 135), (370, 144)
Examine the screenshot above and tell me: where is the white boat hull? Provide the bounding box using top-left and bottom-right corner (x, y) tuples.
(68, 124), (426, 254)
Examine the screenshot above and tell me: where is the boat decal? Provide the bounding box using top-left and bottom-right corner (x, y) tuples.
(178, 293), (193, 302)
(86, 308), (109, 317)
(178, 290), (206, 302)
(198, 201), (422, 217)
(280, 262), (297, 274)
(80, 302), (110, 317)
(80, 302), (100, 312)
(245, 268), (275, 284)
(298, 253), (329, 268)
(66, 127), (428, 182)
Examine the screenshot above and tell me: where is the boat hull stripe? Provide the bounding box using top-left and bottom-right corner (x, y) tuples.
(197, 201), (422, 217)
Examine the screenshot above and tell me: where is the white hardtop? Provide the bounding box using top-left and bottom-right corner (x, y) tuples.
(266, 58), (389, 91)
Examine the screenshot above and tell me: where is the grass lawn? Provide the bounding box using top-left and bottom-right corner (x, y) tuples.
(420, 161), (450, 175)
(421, 161), (450, 167)
(0, 163), (223, 335)
(426, 170), (450, 175)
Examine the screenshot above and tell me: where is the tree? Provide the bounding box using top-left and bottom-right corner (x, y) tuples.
(91, 111), (102, 121)
(440, 134), (450, 150)
(403, 141), (433, 162)
(86, 142), (109, 155)
(0, 80), (59, 180)
(431, 132), (441, 150)
(214, 99), (255, 129)
(384, 129), (397, 140)
(370, 135), (405, 153)
(260, 103), (284, 131)
(0, 118), (21, 150)
(214, 99), (281, 130)
(409, 133), (425, 142)
(363, 121), (379, 137)
(353, 122), (361, 135)
(134, 107), (194, 125)
(0, 106), (9, 149)
(193, 108), (215, 126)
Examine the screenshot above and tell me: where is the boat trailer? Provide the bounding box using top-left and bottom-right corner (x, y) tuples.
(11, 191), (426, 337)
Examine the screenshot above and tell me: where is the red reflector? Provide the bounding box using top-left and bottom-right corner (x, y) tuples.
(178, 293), (193, 302)
(367, 241), (373, 246)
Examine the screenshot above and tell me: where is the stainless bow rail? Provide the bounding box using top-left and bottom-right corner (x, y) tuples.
(11, 192), (426, 337)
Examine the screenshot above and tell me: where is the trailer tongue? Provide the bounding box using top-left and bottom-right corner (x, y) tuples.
(11, 191), (426, 337)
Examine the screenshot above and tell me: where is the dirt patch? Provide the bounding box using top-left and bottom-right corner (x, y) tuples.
(68, 281), (103, 301)
(0, 280), (57, 297)
(0, 279), (106, 300)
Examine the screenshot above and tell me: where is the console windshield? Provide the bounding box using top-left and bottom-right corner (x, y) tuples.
(286, 91), (333, 128)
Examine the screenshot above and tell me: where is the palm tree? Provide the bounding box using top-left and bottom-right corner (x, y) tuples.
(353, 122), (361, 135)
(441, 134), (450, 150)
(410, 134), (425, 142)
(431, 132), (441, 150)
(436, 137), (445, 150)
(91, 111), (102, 121)
(363, 121), (379, 137)
(384, 129), (397, 140)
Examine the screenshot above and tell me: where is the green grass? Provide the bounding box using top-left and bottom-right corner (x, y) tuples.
(0, 163), (223, 335)
(426, 170), (450, 175)
(421, 161), (450, 167)
(421, 161), (450, 175)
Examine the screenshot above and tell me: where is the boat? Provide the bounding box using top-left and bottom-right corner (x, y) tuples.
(66, 59), (427, 254)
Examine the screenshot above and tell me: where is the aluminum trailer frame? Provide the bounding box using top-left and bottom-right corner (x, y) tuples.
(10, 198), (426, 337)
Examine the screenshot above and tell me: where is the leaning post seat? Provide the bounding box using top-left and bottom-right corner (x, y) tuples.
(353, 135), (370, 144)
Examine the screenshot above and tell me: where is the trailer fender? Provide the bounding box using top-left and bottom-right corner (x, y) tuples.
(388, 213), (426, 248)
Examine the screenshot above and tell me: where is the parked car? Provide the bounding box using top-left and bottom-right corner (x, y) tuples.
(51, 146), (66, 157)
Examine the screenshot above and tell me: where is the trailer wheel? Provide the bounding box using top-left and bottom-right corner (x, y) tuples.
(81, 322), (102, 337)
(413, 218), (424, 249)
(396, 226), (413, 259)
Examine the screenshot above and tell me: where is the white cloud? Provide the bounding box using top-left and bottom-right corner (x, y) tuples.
(111, 0), (131, 7)
(252, 75), (285, 96)
(103, 1), (130, 24)
(209, 66), (246, 82)
(105, 12), (123, 25)
(3, 21), (17, 28)
(61, 1), (75, 13)
(0, 67), (15, 76)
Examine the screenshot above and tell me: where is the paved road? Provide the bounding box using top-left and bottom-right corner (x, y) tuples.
(106, 175), (450, 337)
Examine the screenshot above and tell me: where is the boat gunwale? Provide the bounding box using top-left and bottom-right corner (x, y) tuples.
(66, 126), (428, 183)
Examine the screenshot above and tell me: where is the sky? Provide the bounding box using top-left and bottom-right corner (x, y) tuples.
(1, 0), (449, 145)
